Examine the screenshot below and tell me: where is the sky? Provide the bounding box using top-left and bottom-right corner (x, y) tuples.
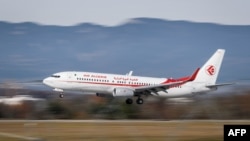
(0, 0), (250, 26)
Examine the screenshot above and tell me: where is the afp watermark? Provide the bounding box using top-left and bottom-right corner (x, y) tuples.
(224, 125), (250, 141)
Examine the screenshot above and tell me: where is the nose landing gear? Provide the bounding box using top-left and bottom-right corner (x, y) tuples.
(52, 88), (64, 98)
(59, 93), (64, 98)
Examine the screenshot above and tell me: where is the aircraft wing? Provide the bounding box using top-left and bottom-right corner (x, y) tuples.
(134, 68), (200, 95)
(134, 81), (185, 95)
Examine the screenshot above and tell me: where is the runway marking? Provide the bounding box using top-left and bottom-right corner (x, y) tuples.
(0, 132), (43, 141)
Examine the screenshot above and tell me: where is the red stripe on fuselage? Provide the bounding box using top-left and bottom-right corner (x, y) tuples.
(60, 80), (150, 87)
(58, 77), (187, 88)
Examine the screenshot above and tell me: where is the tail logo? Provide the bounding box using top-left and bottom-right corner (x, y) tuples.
(206, 65), (216, 76)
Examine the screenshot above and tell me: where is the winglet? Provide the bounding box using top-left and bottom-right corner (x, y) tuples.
(188, 68), (200, 81)
(168, 68), (200, 83)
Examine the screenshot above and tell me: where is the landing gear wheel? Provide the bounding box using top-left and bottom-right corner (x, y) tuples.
(59, 94), (64, 98)
(125, 98), (133, 104)
(136, 98), (143, 104)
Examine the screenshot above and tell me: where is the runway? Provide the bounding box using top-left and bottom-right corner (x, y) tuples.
(1, 119), (249, 123)
(0, 120), (249, 141)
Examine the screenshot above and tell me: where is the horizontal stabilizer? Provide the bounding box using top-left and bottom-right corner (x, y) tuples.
(206, 83), (234, 88)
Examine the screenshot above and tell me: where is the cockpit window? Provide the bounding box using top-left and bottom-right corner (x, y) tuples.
(51, 75), (61, 78)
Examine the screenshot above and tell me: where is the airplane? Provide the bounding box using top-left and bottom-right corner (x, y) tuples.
(43, 49), (232, 104)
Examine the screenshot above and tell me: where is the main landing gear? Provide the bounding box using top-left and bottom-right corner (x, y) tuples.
(126, 97), (144, 105)
(126, 98), (133, 104)
(136, 98), (143, 104)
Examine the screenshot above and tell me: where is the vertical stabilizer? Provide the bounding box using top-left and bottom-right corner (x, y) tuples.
(193, 49), (225, 84)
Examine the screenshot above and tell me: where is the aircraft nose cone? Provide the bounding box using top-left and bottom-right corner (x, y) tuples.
(43, 77), (52, 86)
(42, 78), (48, 85)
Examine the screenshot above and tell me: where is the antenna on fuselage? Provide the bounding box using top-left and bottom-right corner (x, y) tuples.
(126, 71), (133, 76)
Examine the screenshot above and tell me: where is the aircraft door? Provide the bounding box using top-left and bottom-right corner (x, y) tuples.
(67, 72), (77, 80)
(65, 72), (76, 89)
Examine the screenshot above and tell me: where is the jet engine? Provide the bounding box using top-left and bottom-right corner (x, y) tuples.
(112, 88), (134, 97)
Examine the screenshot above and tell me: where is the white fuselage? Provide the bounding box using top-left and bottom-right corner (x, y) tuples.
(43, 71), (212, 98)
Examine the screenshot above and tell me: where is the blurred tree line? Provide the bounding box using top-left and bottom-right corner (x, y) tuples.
(0, 88), (250, 120)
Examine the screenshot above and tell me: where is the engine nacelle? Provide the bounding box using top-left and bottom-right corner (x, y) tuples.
(112, 88), (134, 97)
